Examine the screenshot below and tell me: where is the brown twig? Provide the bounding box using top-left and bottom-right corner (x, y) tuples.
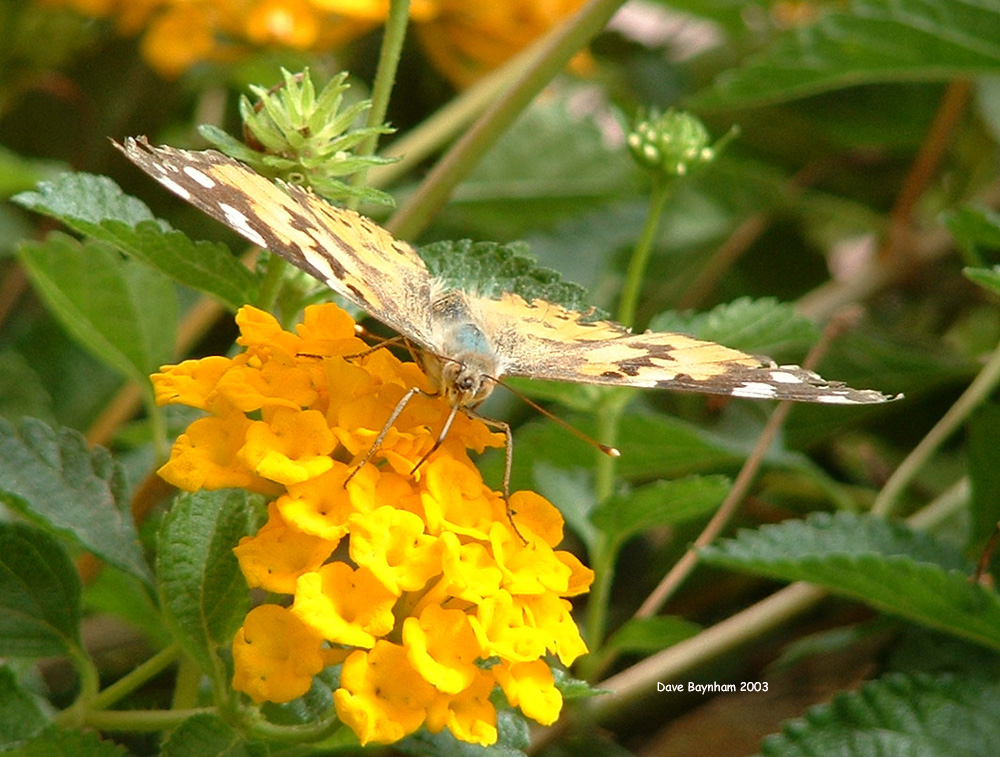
(631, 307), (861, 621)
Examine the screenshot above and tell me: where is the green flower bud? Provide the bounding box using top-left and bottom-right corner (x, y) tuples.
(627, 109), (736, 177)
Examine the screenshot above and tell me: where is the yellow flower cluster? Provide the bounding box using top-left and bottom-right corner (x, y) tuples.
(42, 0), (585, 84)
(152, 303), (593, 746)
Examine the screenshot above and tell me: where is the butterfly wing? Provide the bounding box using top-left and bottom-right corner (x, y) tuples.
(480, 293), (894, 404)
(116, 137), (438, 347)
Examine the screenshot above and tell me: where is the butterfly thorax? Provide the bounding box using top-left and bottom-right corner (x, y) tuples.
(420, 290), (501, 408)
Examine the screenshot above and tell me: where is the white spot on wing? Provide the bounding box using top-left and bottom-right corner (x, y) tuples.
(218, 202), (267, 248)
(768, 371), (805, 384)
(815, 394), (859, 405)
(731, 382), (779, 399)
(183, 166), (216, 188)
(157, 176), (191, 201)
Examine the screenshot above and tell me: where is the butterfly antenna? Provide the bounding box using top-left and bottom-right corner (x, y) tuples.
(496, 379), (621, 458)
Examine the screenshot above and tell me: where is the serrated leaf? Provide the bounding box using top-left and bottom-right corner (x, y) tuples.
(419, 239), (603, 316)
(691, 0), (1000, 109)
(13, 172), (257, 310)
(0, 417), (150, 582)
(160, 713), (264, 757)
(5, 727), (129, 757)
(591, 475), (730, 548)
(0, 666), (48, 746)
(761, 673), (1000, 757)
(701, 512), (1000, 649)
(649, 298), (820, 357)
(156, 490), (256, 675)
(0, 523), (80, 657)
(13, 172), (157, 226)
(18, 233), (177, 383)
(605, 616), (702, 655)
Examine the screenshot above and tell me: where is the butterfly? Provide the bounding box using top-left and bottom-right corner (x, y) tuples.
(116, 137), (895, 469)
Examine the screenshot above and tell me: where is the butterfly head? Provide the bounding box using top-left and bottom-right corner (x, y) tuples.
(422, 352), (498, 409)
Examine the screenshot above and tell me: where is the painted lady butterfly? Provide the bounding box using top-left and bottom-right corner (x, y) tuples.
(117, 137), (896, 428)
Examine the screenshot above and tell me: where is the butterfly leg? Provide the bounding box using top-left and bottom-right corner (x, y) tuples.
(464, 410), (527, 544)
(344, 385), (433, 486)
(409, 401), (461, 475)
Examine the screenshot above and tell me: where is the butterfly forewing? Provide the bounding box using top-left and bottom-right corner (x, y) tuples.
(116, 137), (438, 348)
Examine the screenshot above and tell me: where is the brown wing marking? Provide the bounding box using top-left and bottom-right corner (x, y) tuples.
(115, 137), (436, 347)
(479, 293), (894, 404)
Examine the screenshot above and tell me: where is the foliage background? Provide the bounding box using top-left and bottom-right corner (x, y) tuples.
(3, 0), (1000, 755)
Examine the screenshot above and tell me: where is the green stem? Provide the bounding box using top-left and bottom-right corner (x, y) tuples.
(256, 252), (287, 316)
(584, 175), (674, 655)
(351, 0), (410, 196)
(92, 644), (180, 711)
(366, 44), (540, 190)
(387, 0), (627, 239)
(617, 175), (673, 329)
(872, 338), (1000, 517)
(82, 708), (213, 732)
(144, 384), (169, 465)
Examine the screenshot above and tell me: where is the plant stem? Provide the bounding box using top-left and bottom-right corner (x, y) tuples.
(583, 177), (675, 655)
(90, 644), (179, 710)
(352, 0), (410, 196)
(387, 0), (627, 240)
(366, 45), (541, 190)
(617, 175), (672, 329)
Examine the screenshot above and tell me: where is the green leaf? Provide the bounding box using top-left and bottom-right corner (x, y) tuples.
(0, 665), (49, 752)
(419, 239), (603, 317)
(591, 475), (731, 548)
(761, 673), (1000, 757)
(691, 0), (1000, 109)
(0, 523), (80, 657)
(968, 402), (1000, 545)
(5, 728), (129, 757)
(605, 616), (702, 655)
(13, 172), (257, 311)
(0, 417), (150, 583)
(18, 233), (177, 383)
(0, 351), (54, 424)
(446, 97), (636, 237)
(0, 147), (63, 199)
(83, 565), (165, 646)
(400, 713), (528, 757)
(701, 512), (1000, 650)
(946, 206), (1000, 266)
(0, 666), (48, 746)
(161, 713), (265, 757)
(965, 266), (1000, 297)
(532, 463), (598, 549)
(518, 410), (804, 485)
(156, 490), (257, 675)
(649, 298), (820, 358)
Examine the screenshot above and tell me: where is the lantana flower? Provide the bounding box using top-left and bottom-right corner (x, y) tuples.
(152, 303), (593, 746)
(43, 0), (586, 85)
